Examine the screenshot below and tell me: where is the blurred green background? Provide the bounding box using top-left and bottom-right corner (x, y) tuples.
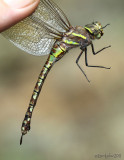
(0, 0), (124, 160)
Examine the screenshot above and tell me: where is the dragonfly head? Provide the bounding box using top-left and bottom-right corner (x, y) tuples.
(85, 22), (109, 40)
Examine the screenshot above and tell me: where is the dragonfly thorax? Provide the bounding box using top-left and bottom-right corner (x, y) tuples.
(62, 26), (91, 49)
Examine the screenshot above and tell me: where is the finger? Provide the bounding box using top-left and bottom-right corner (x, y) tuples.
(0, 0), (40, 32)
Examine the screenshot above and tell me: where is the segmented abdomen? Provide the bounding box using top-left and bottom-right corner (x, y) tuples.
(20, 42), (67, 144)
(20, 54), (55, 144)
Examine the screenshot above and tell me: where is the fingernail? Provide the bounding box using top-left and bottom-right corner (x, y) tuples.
(4, 0), (37, 9)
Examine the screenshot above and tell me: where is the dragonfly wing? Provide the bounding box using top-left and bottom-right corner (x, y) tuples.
(2, 19), (56, 56)
(2, 0), (71, 56)
(35, 0), (71, 31)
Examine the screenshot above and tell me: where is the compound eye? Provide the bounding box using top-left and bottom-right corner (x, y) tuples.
(96, 33), (101, 39)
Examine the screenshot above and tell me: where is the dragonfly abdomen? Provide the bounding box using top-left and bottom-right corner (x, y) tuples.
(20, 44), (67, 144)
(20, 54), (56, 144)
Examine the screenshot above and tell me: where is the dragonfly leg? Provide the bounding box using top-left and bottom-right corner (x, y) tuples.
(85, 45), (111, 69)
(91, 43), (111, 55)
(76, 50), (90, 83)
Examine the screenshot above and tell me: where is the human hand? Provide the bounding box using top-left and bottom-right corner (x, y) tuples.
(0, 0), (40, 32)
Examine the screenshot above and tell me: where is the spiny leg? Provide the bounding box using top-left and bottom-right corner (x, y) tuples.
(91, 43), (111, 55)
(76, 50), (90, 83)
(84, 44), (111, 69)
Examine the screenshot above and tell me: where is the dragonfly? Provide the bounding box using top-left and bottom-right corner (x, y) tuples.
(1, 0), (111, 145)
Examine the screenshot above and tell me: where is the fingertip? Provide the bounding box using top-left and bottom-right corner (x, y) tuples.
(3, 0), (39, 9)
(10, 0), (40, 23)
(0, 0), (40, 32)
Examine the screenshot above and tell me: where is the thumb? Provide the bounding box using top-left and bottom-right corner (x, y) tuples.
(0, 0), (40, 32)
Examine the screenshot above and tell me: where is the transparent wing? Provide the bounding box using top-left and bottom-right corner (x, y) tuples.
(2, 0), (71, 56)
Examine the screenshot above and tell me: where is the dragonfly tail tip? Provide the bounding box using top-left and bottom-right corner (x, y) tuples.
(20, 134), (24, 145)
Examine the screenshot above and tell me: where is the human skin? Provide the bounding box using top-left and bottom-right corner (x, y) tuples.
(0, 0), (40, 32)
